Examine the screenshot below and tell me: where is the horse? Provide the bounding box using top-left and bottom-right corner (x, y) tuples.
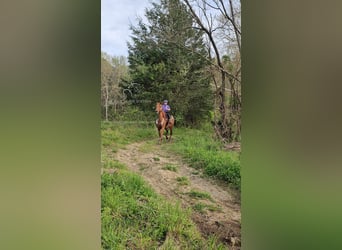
(155, 102), (175, 144)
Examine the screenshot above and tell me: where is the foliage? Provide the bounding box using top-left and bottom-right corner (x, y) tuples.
(101, 52), (129, 120)
(182, 0), (241, 142)
(113, 105), (155, 122)
(101, 0), (242, 142)
(126, 0), (213, 126)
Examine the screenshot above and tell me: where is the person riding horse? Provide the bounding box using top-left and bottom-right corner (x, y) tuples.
(162, 100), (171, 125)
(155, 101), (174, 143)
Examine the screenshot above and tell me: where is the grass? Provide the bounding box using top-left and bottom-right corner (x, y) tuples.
(101, 121), (156, 151)
(187, 190), (213, 201)
(102, 122), (240, 190)
(101, 121), (230, 249)
(191, 171), (200, 175)
(102, 159), (126, 169)
(176, 176), (190, 185)
(162, 164), (178, 172)
(193, 202), (222, 213)
(101, 166), (226, 250)
(167, 127), (241, 189)
(138, 141), (154, 153)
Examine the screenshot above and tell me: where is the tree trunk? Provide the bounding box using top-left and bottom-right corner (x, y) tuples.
(105, 84), (109, 121)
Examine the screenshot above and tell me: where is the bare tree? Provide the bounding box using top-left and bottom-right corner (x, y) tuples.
(183, 0), (241, 142)
(101, 53), (128, 121)
(101, 55), (112, 121)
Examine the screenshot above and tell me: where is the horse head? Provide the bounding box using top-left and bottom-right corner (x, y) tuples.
(155, 102), (162, 114)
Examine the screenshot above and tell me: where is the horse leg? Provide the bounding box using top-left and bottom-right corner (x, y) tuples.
(169, 128), (172, 142)
(157, 128), (161, 144)
(159, 128), (164, 144)
(165, 128), (169, 140)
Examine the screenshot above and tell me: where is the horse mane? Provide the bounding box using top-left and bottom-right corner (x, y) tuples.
(156, 102), (166, 119)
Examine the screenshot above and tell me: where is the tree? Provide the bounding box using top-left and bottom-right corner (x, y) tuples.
(182, 0), (241, 141)
(126, 0), (213, 126)
(101, 52), (128, 120)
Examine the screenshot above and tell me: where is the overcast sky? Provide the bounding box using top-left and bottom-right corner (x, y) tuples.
(101, 0), (152, 57)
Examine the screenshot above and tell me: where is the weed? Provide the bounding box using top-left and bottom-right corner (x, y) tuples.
(162, 164), (178, 172)
(176, 176), (189, 185)
(206, 235), (227, 250)
(187, 190), (213, 201)
(193, 202), (222, 214)
(193, 202), (206, 213)
(206, 204), (222, 212)
(153, 157), (160, 161)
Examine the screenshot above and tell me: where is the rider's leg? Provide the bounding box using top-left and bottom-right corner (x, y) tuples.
(165, 112), (169, 126)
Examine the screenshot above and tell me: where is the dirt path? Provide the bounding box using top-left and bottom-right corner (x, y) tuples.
(113, 141), (241, 249)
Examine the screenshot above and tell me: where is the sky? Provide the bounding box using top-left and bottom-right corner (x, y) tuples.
(101, 0), (152, 57)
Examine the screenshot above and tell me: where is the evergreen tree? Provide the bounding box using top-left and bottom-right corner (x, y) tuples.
(126, 0), (213, 126)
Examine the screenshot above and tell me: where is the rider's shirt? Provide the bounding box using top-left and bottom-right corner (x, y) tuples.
(162, 104), (170, 112)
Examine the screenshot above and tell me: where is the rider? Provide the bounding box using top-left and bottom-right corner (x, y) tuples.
(162, 100), (171, 123)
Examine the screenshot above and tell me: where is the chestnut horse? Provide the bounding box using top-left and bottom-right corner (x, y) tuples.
(155, 102), (174, 143)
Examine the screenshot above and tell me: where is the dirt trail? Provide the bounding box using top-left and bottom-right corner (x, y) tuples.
(113, 141), (241, 249)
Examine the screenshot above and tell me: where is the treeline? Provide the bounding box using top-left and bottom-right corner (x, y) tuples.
(101, 0), (241, 142)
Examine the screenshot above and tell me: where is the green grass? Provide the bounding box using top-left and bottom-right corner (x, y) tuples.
(101, 121), (156, 151)
(102, 159), (126, 169)
(101, 121), (227, 249)
(101, 122), (240, 190)
(162, 164), (178, 172)
(138, 141), (154, 153)
(168, 127), (241, 189)
(101, 170), (226, 250)
(176, 176), (190, 185)
(187, 190), (213, 201)
(193, 202), (222, 213)
(192, 202), (207, 213)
